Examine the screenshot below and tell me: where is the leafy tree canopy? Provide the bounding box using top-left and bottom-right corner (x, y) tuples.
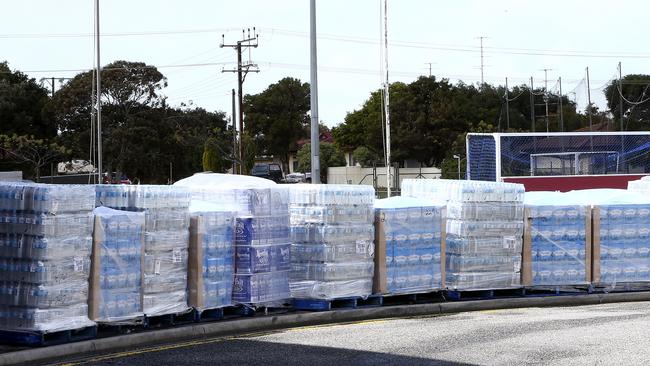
(244, 77), (310, 166)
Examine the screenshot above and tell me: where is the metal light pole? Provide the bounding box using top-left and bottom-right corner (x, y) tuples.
(383, 0), (391, 197)
(95, 0), (103, 183)
(453, 154), (461, 180)
(309, 0), (321, 184)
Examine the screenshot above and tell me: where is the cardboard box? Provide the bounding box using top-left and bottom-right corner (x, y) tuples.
(591, 207), (601, 283)
(521, 206), (592, 286)
(373, 207), (446, 294)
(188, 215), (204, 308)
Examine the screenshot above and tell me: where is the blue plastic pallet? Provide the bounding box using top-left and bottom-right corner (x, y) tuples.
(0, 325), (97, 347)
(378, 291), (445, 306)
(523, 285), (593, 297)
(293, 296), (382, 311)
(445, 288), (525, 301)
(144, 310), (195, 329)
(194, 307), (225, 322)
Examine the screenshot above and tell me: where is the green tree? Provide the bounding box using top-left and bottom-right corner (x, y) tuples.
(244, 77), (310, 168)
(0, 61), (55, 138)
(51, 61), (230, 183)
(0, 134), (69, 181)
(352, 146), (381, 167)
(604, 74), (650, 131)
(296, 142), (345, 183)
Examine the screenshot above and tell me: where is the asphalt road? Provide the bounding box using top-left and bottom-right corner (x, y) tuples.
(44, 301), (650, 366)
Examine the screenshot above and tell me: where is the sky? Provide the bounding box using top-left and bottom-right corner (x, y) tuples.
(2, 0), (650, 127)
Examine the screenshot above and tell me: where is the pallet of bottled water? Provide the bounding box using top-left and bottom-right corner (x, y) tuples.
(173, 175), (292, 305)
(188, 208), (235, 310)
(402, 179), (524, 291)
(594, 204), (650, 284)
(90, 207), (145, 323)
(523, 203), (591, 286)
(289, 185), (375, 300)
(0, 183), (95, 333)
(230, 188), (291, 304)
(374, 197), (444, 295)
(95, 185), (191, 317)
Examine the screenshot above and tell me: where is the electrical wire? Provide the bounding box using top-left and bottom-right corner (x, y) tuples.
(616, 82), (650, 105)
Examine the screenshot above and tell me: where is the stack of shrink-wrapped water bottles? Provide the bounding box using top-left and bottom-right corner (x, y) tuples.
(89, 206), (145, 323)
(175, 175), (291, 304)
(523, 192), (590, 286)
(95, 185), (191, 316)
(188, 203), (235, 310)
(402, 179), (524, 290)
(289, 185), (375, 299)
(0, 183), (95, 332)
(373, 196), (445, 294)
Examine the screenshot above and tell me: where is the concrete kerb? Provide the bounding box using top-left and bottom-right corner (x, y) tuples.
(3, 292), (650, 366)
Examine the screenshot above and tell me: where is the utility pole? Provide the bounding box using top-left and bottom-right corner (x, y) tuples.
(383, 0), (391, 197)
(95, 0), (103, 183)
(40, 77), (73, 97)
(477, 36), (487, 85)
(231, 89), (237, 173)
(530, 77), (535, 132)
(425, 62), (434, 77)
(505, 77), (510, 130)
(586, 67), (593, 131)
(222, 28), (259, 175)
(558, 77), (564, 132)
(619, 61), (624, 131)
(541, 68), (552, 132)
(309, 0), (321, 184)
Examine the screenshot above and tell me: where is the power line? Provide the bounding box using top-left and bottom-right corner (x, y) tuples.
(7, 25), (650, 59)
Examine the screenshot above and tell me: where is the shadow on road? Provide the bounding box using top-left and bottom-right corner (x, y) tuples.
(48, 338), (477, 366)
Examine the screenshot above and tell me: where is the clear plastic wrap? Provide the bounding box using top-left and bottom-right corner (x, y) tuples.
(594, 204), (650, 285)
(89, 207), (145, 324)
(401, 179), (524, 203)
(289, 185), (375, 300)
(95, 185), (191, 316)
(174, 176), (291, 305)
(374, 198), (445, 295)
(0, 182), (95, 333)
(522, 205), (591, 287)
(402, 180), (525, 291)
(232, 271), (290, 303)
(188, 209), (234, 310)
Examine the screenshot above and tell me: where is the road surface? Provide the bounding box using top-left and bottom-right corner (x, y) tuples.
(45, 301), (650, 366)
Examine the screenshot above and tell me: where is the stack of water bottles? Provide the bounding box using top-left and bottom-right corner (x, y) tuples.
(188, 204), (234, 310)
(402, 179), (525, 290)
(0, 183), (95, 332)
(524, 192), (590, 286)
(174, 174), (292, 304)
(95, 185), (191, 316)
(232, 188), (291, 303)
(90, 207), (145, 323)
(374, 196), (444, 294)
(289, 185), (375, 299)
(585, 186), (650, 284)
